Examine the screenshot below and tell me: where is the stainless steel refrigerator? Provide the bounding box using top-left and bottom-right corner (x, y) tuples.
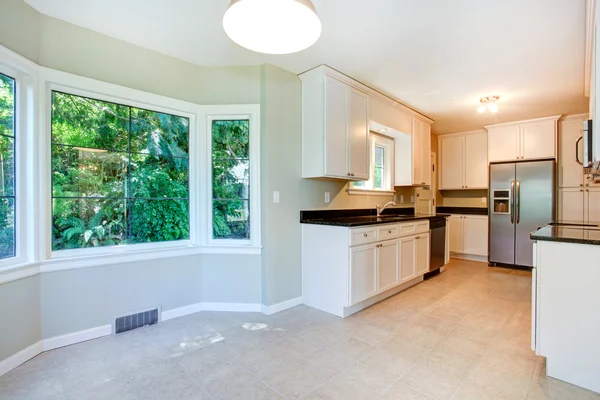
(489, 160), (555, 268)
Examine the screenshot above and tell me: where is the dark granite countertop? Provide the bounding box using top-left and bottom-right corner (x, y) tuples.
(531, 223), (600, 246)
(435, 206), (488, 216)
(300, 208), (450, 227)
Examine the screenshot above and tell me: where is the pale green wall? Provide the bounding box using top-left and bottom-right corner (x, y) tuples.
(0, 0), (40, 63)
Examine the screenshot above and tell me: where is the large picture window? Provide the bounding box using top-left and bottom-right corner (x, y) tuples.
(51, 91), (190, 251)
(0, 73), (16, 259)
(211, 120), (250, 240)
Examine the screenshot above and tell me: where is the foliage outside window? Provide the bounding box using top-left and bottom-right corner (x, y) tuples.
(51, 91), (190, 251)
(0, 73), (15, 259)
(351, 133), (394, 192)
(212, 120), (250, 239)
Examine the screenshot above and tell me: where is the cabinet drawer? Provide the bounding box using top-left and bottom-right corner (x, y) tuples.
(398, 220), (429, 237)
(415, 221), (429, 234)
(377, 224), (400, 240)
(350, 227), (377, 246)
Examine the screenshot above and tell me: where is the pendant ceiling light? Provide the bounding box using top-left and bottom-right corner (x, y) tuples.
(223, 0), (322, 54)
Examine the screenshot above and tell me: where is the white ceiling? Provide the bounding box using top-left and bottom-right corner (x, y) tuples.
(24, 0), (588, 134)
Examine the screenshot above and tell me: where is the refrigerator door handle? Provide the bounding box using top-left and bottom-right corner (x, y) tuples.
(511, 180), (515, 224)
(516, 180), (521, 224)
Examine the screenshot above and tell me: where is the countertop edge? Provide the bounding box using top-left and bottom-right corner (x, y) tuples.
(300, 214), (450, 227)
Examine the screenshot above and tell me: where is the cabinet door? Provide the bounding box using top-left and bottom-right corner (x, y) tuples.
(465, 132), (489, 188)
(440, 135), (465, 189)
(558, 188), (585, 223)
(415, 233), (430, 275)
(412, 118), (423, 185)
(448, 215), (463, 253)
(521, 120), (556, 160)
(377, 239), (400, 293)
(347, 88), (370, 180)
(488, 126), (520, 162)
(324, 76), (349, 178)
(349, 243), (378, 306)
(585, 188), (600, 224)
(420, 122), (432, 185)
(559, 119), (585, 188)
(463, 216), (489, 256)
(400, 236), (416, 283)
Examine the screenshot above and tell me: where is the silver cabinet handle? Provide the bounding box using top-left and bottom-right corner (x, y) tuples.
(351, 173), (355, 176)
(575, 136), (584, 166)
(347, 173), (351, 176)
(388, 230), (392, 234)
(363, 233), (368, 237)
(415, 236), (421, 239)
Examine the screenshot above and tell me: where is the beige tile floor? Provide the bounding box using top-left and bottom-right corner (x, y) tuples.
(1, 259), (599, 400)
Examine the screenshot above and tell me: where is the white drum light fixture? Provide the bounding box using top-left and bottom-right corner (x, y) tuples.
(223, 0), (322, 54)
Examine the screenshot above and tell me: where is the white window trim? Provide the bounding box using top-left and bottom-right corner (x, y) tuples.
(202, 107), (261, 248)
(0, 44), (262, 274)
(349, 133), (395, 195)
(0, 47), (38, 270)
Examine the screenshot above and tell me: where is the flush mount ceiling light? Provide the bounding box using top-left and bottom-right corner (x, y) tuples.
(222, 0), (322, 54)
(478, 96), (500, 113)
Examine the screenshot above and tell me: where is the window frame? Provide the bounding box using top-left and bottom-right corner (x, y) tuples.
(348, 133), (395, 196)
(202, 106), (261, 249)
(0, 49), (37, 272)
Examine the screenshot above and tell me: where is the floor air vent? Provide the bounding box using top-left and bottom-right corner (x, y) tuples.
(115, 309), (158, 334)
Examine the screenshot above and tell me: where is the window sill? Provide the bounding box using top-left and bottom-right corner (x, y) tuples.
(0, 262), (41, 285)
(42, 243), (262, 273)
(347, 188), (396, 196)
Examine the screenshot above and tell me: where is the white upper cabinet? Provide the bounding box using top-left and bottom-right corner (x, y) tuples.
(405, 118), (432, 186)
(486, 116), (559, 163)
(369, 97), (412, 134)
(300, 67), (370, 180)
(439, 131), (487, 190)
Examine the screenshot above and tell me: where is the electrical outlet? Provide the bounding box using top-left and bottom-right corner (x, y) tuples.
(324, 192), (330, 203)
(400, 195), (404, 204)
(481, 197), (487, 204)
(410, 195), (415, 203)
(273, 191), (280, 203)
(393, 193), (397, 203)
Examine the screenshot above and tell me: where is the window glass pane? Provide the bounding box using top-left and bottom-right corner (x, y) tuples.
(52, 145), (127, 198)
(374, 146), (385, 189)
(0, 198), (15, 259)
(51, 91), (190, 250)
(0, 135), (15, 197)
(0, 73), (15, 260)
(129, 153), (189, 199)
(51, 92), (129, 151)
(213, 199), (249, 239)
(130, 108), (189, 157)
(129, 199), (189, 244)
(212, 120), (250, 240)
(52, 198), (126, 250)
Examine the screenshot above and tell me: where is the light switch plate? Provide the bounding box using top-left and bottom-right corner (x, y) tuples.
(481, 197), (487, 204)
(273, 191), (280, 203)
(324, 192), (330, 203)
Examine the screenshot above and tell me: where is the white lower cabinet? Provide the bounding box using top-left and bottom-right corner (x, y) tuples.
(558, 187), (600, 224)
(449, 215), (488, 258)
(302, 220), (436, 317)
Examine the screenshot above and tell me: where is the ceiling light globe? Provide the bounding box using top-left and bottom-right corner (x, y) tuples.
(488, 103), (498, 113)
(477, 105), (486, 113)
(223, 0), (322, 54)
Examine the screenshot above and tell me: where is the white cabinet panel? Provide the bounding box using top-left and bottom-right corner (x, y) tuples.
(521, 120), (556, 160)
(488, 126), (520, 162)
(465, 132), (488, 188)
(349, 244), (377, 306)
(559, 188), (584, 223)
(420, 122), (432, 186)
(378, 239), (400, 292)
(559, 118), (585, 188)
(463, 216), (488, 256)
(400, 236), (416, 283)
(413, 119), (423, 185)
(440, 135), (465, 189)
(448, 215), (463, 253)
(348, 88), (370, 179)
(323, 76), (349, 178)
(415, 234), (430, 276)
(585, 189), (600, 224)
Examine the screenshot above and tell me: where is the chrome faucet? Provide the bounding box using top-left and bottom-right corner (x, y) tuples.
(377, 201), (396, 216)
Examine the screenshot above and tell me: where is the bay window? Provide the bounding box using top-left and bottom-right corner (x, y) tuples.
(0, 73), (15, 259)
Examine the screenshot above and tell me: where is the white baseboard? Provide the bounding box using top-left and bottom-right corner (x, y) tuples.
(162, 302), (262, 321)
(261, 296), (303, 315)
(450, 253), (488, 263)
(42, 324), (112, 352)
(0, 341), (42, 377)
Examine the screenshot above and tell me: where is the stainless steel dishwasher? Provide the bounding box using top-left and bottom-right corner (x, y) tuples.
(429, 217), (446, 273)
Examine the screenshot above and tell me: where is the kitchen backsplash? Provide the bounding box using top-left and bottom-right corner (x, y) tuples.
(437, 189), (488, 208)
